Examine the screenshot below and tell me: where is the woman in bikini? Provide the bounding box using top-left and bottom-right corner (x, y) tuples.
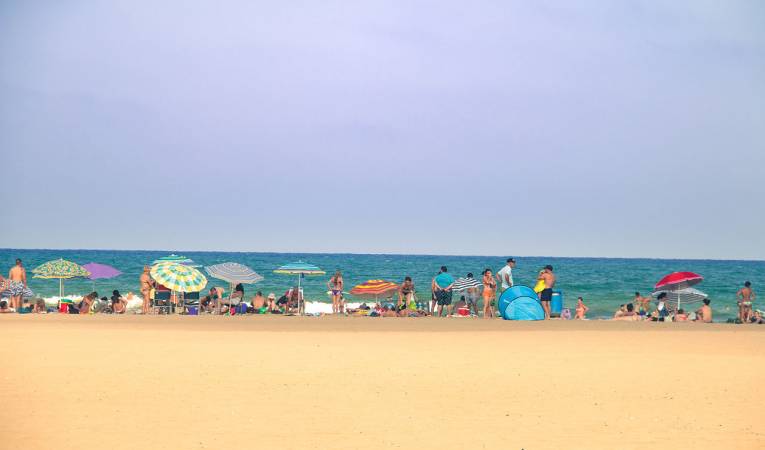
(482, 269), (496, 318)
(398, 276), (415, 311)
(328, 271), (343, 314)
(574, 297), (589, 319)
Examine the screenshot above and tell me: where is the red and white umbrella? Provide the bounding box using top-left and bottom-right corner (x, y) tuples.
(654, 272), (703, 291)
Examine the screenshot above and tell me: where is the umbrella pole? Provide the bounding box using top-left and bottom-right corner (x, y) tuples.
(298, 274), (302, 316)
(59, 278), (64, 298)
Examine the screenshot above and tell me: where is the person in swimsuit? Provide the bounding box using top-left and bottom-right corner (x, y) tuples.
(464, 273), (480, 316)
(538, 265), (556, 320)
(327, 271), (343, 314)
(398, 276), (415, 311)
(634, 292), (650, 316)
(574, 297), (589, 319)
(737, 281), (755, 323)
(482, 268), (496, 319)
(695, 298), (713, 323)
(111, 290), (127, 314)
(8, 258), (27, 311)
(139, 266), (154, 315)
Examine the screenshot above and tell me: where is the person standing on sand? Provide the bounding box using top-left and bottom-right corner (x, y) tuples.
(8, 259), (27, 312)
(496, 258), (515, 294)
(575, 297), (589, 319)
(433, 266), (455, 317)
(327, 270), (343, 315)
(465, 273), (480, 316)
(538, 265), (556, 320)
(736, 281), (755, 323)
(139, 266), (154, 315)
(482, 269), (496, 319)
(430, 271), (440, 314)
(398, 276), (415, 311)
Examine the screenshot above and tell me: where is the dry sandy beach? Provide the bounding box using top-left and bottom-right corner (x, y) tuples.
(1, 316), (763, 450)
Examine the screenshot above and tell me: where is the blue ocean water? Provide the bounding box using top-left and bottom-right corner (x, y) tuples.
(2, 248), (762, 320)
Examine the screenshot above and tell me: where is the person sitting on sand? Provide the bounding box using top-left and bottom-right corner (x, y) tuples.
(694, 299), (713, 323)
(614, 304), (626, 318)
(380, 305), (398, 317)
(634, 292), (650, 316)
(750, 310), (765, 324)
(70, 292), (98, 315)
(266, 293), (277, 312)
(33, 299), (47, 314)
(575, 297), (589, 319)
(199, 288), (219, 313)
(0, 300), (13, 313)
(614, 303), (639, 321)
(251, 291), (266, 312)
(111, 290), (127, 314)
(656, 293), (669, 321)
(675, 308), (688, 322)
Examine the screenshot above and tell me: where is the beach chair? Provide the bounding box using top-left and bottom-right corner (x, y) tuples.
(180, 291), (200, 314)
(153, 290), (172, 315)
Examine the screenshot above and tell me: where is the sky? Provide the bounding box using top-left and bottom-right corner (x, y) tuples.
(0, 1), (763, 259)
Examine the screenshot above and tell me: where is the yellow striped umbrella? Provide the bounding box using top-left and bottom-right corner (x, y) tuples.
(32, 258), (90, 297)
(349, 280), (399, 301)
(150, 262), (207, 293)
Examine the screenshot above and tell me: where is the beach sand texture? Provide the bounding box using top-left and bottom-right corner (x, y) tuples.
(1, 316), (763, 450)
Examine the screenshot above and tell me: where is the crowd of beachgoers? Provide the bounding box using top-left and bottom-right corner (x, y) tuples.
(1, 258), (761, 324)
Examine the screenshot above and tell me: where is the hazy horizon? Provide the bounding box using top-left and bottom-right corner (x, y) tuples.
(1, 1), (763, 260)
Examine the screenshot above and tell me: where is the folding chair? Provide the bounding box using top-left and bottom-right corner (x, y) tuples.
(153, 290), (172, 315)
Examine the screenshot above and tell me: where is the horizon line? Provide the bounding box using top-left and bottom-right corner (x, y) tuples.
(1, 247), (763, 263)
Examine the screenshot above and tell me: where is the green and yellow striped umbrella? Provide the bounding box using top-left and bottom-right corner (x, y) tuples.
(32, 258), (90, 297)
(150, 262), (207, 293)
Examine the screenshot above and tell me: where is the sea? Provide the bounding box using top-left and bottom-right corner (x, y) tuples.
(2, 248), (763, 320)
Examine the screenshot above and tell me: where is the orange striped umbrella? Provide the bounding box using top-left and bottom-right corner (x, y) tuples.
(350, 279), (399, 300)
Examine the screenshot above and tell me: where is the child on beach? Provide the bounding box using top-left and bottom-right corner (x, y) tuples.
(574, 297), (589, 319)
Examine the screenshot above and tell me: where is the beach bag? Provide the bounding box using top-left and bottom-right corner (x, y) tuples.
(237, 304), (248, 314)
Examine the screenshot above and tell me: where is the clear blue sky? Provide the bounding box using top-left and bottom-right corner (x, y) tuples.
(1, 1), (763, 259)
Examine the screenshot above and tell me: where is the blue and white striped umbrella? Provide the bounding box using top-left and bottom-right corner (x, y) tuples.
(274, 262), (326, 276)
(0, 285), (35, 299)
(205, 262), (264, 284)
(452, 277), (481, 291)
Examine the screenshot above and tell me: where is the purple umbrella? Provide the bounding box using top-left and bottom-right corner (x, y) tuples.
(83, 263), (122, 280)
(82, 263), (122, 292)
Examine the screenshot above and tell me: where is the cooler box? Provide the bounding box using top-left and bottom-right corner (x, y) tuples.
(551, 291), (563, 317)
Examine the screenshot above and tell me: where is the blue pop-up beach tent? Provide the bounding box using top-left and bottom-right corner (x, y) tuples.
(498, 286), (545, 321)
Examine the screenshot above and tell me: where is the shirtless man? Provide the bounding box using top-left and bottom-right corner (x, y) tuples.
(634, 292), (650, 316)
(736, 281), (755, 323)
(8, 259), (27, 311)
(695, 299), (713, 323)
(538, 265), (556, 320)
(139, 266), (154, 315)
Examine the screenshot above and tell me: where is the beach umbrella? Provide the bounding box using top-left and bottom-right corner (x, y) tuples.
(32, 258), (90, 297)
(274, 262), (325, 315)
(654, 272), (703, 291)
(0, 285), (35, 300)
(205, 262), (264, 314)
(451, 277), (481, 292)
(349, 280), (399, 302)
(150, 262), (208, 293)
(152, 254), (199, 267)
(652, 287), (708, 313)
(205, 263), (264, 285)
(82, 262), (122, 291)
